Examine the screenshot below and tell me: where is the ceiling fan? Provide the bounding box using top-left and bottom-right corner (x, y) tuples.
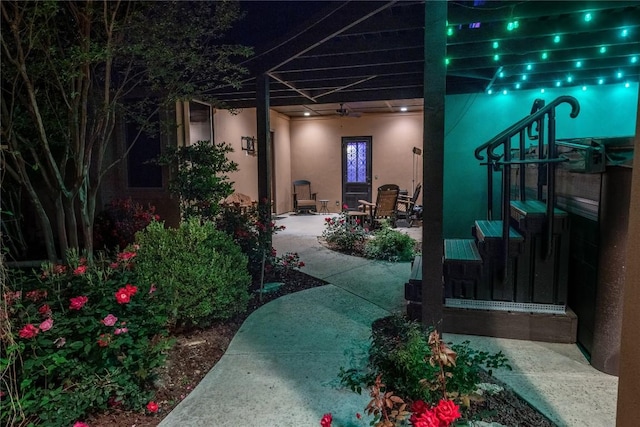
(335, 103), (362, 118)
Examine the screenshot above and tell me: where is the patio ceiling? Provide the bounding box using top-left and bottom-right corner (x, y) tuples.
(212, 1), (640, 118)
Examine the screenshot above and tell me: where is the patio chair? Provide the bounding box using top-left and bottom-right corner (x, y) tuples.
(396, 183), (422, 227)
(357, 184), (400, 228)
(292, 180), (317, 214)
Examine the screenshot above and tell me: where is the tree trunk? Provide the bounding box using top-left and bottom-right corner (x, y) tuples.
(54, 195), (69, 259)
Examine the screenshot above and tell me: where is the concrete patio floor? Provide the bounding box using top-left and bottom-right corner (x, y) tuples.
(159, 213), (618, 427)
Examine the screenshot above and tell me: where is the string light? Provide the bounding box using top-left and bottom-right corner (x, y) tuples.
(575, 61), (582, 68)
(584, 12), (592, 22)
(582, 86), (587, 91)
(515, 83), (521, 89)
(499, 71), (505, 78)
(492, 41), (499, 49)
(625, 82), (630, 88)
(487, 89), (493, 95)
(599, 46), (607, 54)
(522, 74), (527, 81)
(541, 52), (548, 60)
(526, 64), (533, 71)
(553, 35), (561, 43)
(541, 89), (545, 93)
(616, 71), (623, 78)
(445, 58), (450, 65)
(621, 29), (628, 37)
(507, 20), (519, 31)
(567, 76), (573, 83)
(631, 56), (638, 64)
(493, 54), (500, 61)
(502, 89), (508, 95)
(447, 27), (454, 36)
(598, 78), (605, 85)
(555, 81), (562, 87)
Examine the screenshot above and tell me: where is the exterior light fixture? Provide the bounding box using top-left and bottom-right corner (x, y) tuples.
(304, 112), (310, 116)
(400, 107), (408, 112)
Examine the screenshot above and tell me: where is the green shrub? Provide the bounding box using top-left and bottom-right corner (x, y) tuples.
(2, 250), (171, 427)
(364, 224), (415, 262)
(134, 219), (251, 327)
(339, 315), (511, 405)
(216, 201), (286, 280)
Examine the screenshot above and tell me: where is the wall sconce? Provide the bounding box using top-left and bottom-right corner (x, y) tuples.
(241, 136), (256, 155)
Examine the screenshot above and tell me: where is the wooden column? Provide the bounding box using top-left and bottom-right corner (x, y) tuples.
(422, 1), (446, 327)
(616, 86), (640, 425)
(256, 74), (272, 246)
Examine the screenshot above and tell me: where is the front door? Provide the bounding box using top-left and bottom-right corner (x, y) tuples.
(342, 136), (372, 210)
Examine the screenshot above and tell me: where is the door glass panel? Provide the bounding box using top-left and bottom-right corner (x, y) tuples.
(346, 141), (367, 183)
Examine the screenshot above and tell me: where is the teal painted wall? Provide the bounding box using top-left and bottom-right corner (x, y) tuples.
(443, 82), (639, 238)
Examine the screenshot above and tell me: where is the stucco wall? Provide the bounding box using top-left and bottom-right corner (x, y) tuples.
(289, 113), (423, 213)
(213, 109), (292, 214)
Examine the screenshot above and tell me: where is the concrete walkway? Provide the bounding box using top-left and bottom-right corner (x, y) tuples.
(159, 213), (618, 427)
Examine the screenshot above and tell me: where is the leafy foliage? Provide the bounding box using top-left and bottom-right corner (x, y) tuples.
(155, 140), (239, 221)
(364, 223), (416, 262)
(134, 220), (251, 327)
(0, 1), (251, 260)
(1, 250), (171, 426)
(93, 198), (160, 251)
(321, 209), (370, 255)
(216, 201), (288, 280)
(339, 315), (511, 407)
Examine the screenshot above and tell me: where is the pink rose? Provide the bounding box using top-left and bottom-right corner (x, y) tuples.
(320, 413), (332, 427)
(39, 318), (53, 332)
(101, 314), (118, 327)
(73, 265), (87, 275)
(114, 328), (128, 335)
(69, 296), (88, 310)
(146, 401), (159, 413)
(115, 289), (131, 304)
(19, 324), (39, 339)
(73, 422), (90, 427)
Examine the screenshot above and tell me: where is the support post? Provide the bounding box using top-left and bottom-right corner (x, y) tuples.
(256, 74), (272, 246)
(616, 86), (640, 425)
(422, 0), (446, 328)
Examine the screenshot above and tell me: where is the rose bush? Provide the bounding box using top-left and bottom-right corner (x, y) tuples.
(1, 250), (171, 427)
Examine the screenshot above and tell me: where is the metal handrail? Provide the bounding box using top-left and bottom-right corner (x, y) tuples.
(473, 96), (581, 283)
(474, 96), (580, 161)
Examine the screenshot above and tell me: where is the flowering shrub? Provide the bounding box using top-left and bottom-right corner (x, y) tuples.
(1, 251), (171, 427)
(216, 200), (288, 280)
(134, 219), (251, 327)
(94, 198), (160, 251)
(321, 207), (370, 255)
(337, 315), (510, 426)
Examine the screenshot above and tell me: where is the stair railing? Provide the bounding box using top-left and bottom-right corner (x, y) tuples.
(474, 96), (580, 274)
